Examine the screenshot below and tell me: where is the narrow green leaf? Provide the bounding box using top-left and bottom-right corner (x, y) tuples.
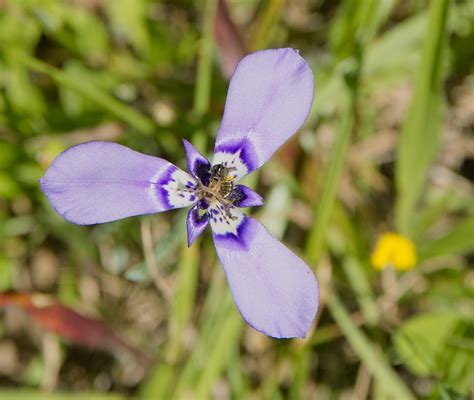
(305, 76), (355, 265)
(11, 51), (155, 135)
(341, 258), (379, 325)
(193, 0), (217, 117)
(139, 242), (200, 400)
(170, 287), (242, 400)
(169, 243), (200, 361)
(251, 0), (285, 51)
(194, 308), (243, 400)
(328, 293), (416, 399)
(289, 351), (311, 400)
(395, 0), (450, 235)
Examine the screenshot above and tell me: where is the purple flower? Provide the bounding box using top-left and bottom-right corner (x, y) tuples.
(40, 48), (319, 339)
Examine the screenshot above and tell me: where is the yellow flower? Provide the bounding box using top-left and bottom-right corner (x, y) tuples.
(370, 232), (417, 271)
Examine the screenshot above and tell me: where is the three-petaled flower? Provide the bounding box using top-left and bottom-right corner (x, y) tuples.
(40, 48), (319, 338)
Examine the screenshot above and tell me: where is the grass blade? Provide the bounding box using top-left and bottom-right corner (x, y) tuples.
(193, 0), (217, 117)
(327, 292), (415, 399)
(305, 73), (356, 265)
(11, 51), (156, 135)
(395, 0), (450, 235)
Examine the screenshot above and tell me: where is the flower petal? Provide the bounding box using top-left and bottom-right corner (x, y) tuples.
(212, 143), (256, 181)
(40, 141), (197, 225)
(230, 185), (264, 208)
(211, 209), (319, 338)
(213, 48), (314, 179)
(186, 200), (210, 247)
(208, 202), (245, 238)
(183, 139), (211, 184)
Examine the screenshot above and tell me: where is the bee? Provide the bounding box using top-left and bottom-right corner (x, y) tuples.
(209, 164), (234, 199)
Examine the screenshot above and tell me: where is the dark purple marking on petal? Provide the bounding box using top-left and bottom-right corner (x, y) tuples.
(230, 185), (264, 208)
(186, 205), (210, 247)
(156, 165), (178, 208)
(155, 165), (198, 209)
(213, 214), (255, 251)
(41, 141), (174, 225)
(183, 139), (211, 185)
(196, 199), (210, 210)
(214, 138), (259, 174)
(195, 161), (211, 186)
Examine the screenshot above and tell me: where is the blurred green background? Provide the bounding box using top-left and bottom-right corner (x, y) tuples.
(0, 0), (473, 399)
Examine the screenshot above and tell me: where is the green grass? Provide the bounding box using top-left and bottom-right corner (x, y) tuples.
(395, 0), (450, 236)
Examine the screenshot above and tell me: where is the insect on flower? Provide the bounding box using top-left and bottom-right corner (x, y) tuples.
(40, 48), (319, 338)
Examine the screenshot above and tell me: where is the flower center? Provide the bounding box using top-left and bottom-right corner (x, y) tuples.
(198, 164), (235, 201)
(195, 163), (243, 219)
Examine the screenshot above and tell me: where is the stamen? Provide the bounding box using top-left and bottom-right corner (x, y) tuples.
(195, 163), (239, 214)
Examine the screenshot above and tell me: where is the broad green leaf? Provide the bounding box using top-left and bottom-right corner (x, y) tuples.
(0, 8), (42, 49)
(105, 0), (151, 58)
(0, 172), (20, 199)
(67, 7), (109, 58)
(394, 313), (474, 392)
(3, 57), (46, 116)
(418, 215), (474, 261)
(365, 10), (427, 80)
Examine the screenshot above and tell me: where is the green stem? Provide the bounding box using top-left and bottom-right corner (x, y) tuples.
(251, 0), (286, 51)
(305, 79), (355, 265)
(395, 0), (449, 235)
(193, 0), (217, 117)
